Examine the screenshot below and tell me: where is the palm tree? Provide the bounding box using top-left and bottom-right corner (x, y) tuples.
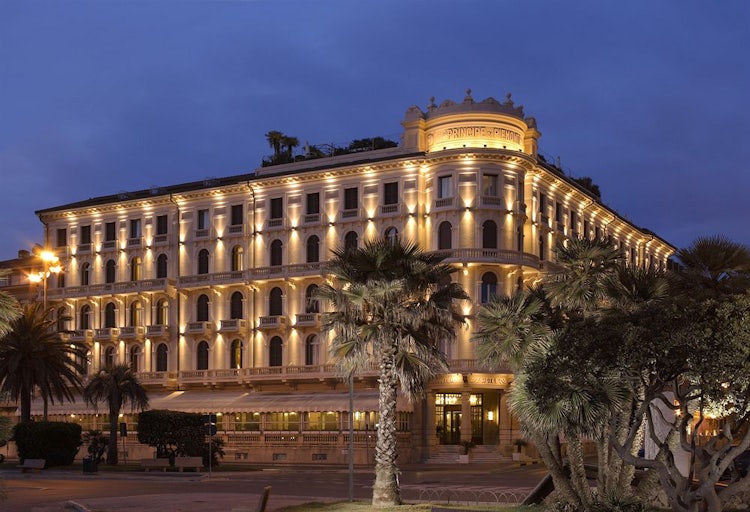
(83, 364), (149, 464)
(0, 271), (21, 337)
(319, 238), (467, 507)
(674, 235), (750, 294)
(281, 135), (299, 162)
(0, 303), (85, 423)
(264, 130), (284, 160)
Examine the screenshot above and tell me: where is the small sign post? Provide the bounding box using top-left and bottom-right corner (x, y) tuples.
(201, 414), (217, 477)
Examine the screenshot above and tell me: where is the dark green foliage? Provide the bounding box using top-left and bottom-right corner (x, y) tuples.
(82, 430), (108, 464)
(572, 176), (601, 198)
(12, 421), (82, 467)
(138, 410), (223, 466)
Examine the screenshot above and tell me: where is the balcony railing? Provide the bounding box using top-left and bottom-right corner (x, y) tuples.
(295, 313), (319, 327)
(185, 321), (213, 335)
(434, 197), (455, 209)
(120, 326), (145, 339)
(257, 316), (287, 330)
(94, 328), (120, 341)
(146, 325), (169, 337)
(219, 319), (248, 332)
(70, 329), (94, 342)
(427, 248), (541, 268)
(226, 224), (244, 235)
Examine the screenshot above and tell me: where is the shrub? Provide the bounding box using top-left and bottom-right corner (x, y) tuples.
(138, 409), (224, 466)
(13, 421), (82, 467)
(82, 430), (108, 464)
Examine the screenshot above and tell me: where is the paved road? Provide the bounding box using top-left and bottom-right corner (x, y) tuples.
(1, 463), (548, 511)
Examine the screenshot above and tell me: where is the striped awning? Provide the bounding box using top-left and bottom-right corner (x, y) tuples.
(27, 390), (413, 416)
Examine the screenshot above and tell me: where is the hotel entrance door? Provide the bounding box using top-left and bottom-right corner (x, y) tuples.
(442, 405), (461, 445)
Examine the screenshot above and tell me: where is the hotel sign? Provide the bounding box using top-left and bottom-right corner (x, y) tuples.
(426, 123), (524, 151)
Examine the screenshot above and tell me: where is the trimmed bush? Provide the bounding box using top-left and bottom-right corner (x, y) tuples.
(13, 421), (82, 467)
(138, 409), (224, 466)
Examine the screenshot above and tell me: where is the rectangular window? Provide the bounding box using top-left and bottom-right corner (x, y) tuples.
(482, 174), (498, 197)
(197, 209), (209, 230)
(156, 215), (168, 235)
(344, 188), (358, 210)
(105, 222), (116, 242)
(383, 182), (398, 205)
(230, 205), (243, 226)
(539, 193), (547, 212)
(437, 176), (452, 199)
(270, 198), (283, 219)
(555, 203), (563, 223)
(80, 225), (92, 244)
(584, 219), (590, 238)
(306, 193), (320, 215)
(570, 210), (578, 230)
(56, 228), (67, 247)
(129, 219), (141, 239)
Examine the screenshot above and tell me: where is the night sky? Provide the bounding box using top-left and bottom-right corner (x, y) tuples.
(2, 1), (748, 259)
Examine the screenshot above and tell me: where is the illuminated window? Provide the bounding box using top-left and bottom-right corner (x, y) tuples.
(105, 259), (116, 283)
(344, 187), (358, 210)
(130, 257), (142, 281)
(269, 287), (283, 316)
(56, 228), (67, 247)
(384, 227), (399, 244)
(306, 235), (320, 263)
(270, 239), (283, 266)
(105, 222), (116, 242)
(129, 301), (143, 326)
(197, 209), (210, 230)
(344, 231), (358, 252)
(305, 284), (319, 313)
(231, 246), (243, 271)
(230, 205), (243, 226)
(156, 343), (168, 371)
(482, 174), (498, 197)
(156, 254), (168, 278)
(269, 336), (283, 367)
(197, 341), (209, 370)
(383, 182), (399, 205)
(305, 334), (319, 366)
(129, 219), (142, 239)
(437, 176), (452, 199)
(156, 298), (169, 325)
(80, 262), (91, 286)
(230, 291), (243, 319)
(129, 345), (141, 372)
(230, 339), (243, 369)
(80, 304), (91, 329)
(270, 198), (283, 219)
(104, 302), (116, 328)
(104, 346), (117, 367)
(480, 272), (498, 303)
(438, 221), (452, 250)
(196, 294), (209, 322)
(198, 249), (210, 274)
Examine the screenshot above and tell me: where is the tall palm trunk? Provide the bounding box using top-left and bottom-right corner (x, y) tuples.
(107, 396), (121, 464)
(372, 346), (401, 507)
(20, 388), (32, 423)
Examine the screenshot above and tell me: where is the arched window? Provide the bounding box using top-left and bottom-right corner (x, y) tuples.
(156, 343), (168, 372)
(305, 334), (319, 366)
(269, 336), (283, 367)
(306, 235), (320, 263)
(197, 341), (209, 370)
(270, 239), (283, 266)
(196, 294), (209, 322)
(56, 272), (65, 288)
(384, 226), (398, 244)
(130, 257), (142, 281)
(344, 231), (358, 252)
(230, 291), (243, 319)
(105, 260), (116, 283)
(156, 254), (168, 278)
(156, 298), (169, 325)
(56, 307), (69, 332)
(198, 249), (210, 275)
(230, 339), (243, 369)
(81, 262), (90, 286)
(104, 302), (116, 328)
(129, 345), (141, 372)
(305, 284), (319, 313)
(129, 301), (143, 326)
(482, 220), (498, 249)
(480, 272), (498, 304)
(231, 246), (243, 271)
(104, 345), (117, 368)
(438, 221), (452, 250)
(80, 304), (91, 330)
(269, 287), (283, 316)
(516, 227), (523, 252)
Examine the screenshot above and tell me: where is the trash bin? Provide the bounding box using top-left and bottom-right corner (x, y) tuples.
(82, 457), (98, 474)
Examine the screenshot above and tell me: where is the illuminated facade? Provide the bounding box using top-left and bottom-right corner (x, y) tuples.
(31, 91), (674, 464)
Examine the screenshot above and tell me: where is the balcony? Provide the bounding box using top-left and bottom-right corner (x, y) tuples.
(434, 197), (455, 210)
(185, 321), (213, 336)
(77, 243), (92, 254)
(340, 208), (360, 220)
(95, 328), (120, 342)
(179, 272), (243, 287)
(146, 325), (169, 337)
(252, 262), (323, 280)
(380, 203), (400, 216)
(70, 329), (94, 343)
(266, 218), (285, 230)
(195, 229), (210, 239)
(101, 240), (117, 251)
(120, 326), (145, 339)
(427, 248), (541, 268)
(127, 237), (142, 247)
(294, 313), (320, 327)
(153, 234), (169, 245)
(225, 224), (244, 236)
(219, 319), (249, 333)
(257, 316), (287, 330)
(303, 213), (320, 225)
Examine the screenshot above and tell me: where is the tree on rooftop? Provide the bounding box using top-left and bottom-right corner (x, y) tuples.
(319, 238), (467, 507)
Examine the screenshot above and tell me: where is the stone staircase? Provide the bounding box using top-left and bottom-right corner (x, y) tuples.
(424, 445), (510, 464)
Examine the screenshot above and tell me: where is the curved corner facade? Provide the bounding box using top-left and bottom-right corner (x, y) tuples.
(32, 92), (675, 465)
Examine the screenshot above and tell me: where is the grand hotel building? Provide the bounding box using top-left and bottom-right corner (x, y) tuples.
(26, 91), (674, 464)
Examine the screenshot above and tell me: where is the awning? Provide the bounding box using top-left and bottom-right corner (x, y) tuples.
(27, 390), (413, 416)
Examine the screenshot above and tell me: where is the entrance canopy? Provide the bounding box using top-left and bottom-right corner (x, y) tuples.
(26, 390), (414, 416)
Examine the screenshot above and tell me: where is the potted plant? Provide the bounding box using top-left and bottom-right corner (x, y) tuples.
(512, 438), (527, 461)
(459, 440), (475, 464)
(82, 430), (108, 473)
